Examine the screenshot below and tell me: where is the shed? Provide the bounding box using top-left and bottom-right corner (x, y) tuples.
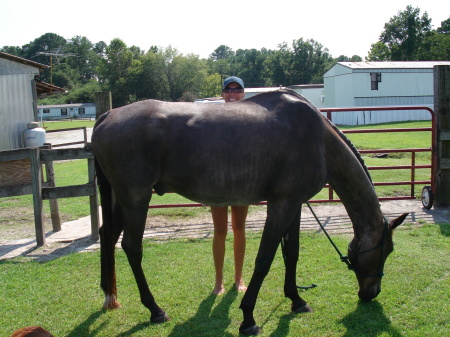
(0, 52), (64, 150)
(323, 61), (450, 125)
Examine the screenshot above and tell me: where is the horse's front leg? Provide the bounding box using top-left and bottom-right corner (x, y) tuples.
(239, 200), (302, 335)
(282, 207), (312, 313)
(121, 205), (169, 323)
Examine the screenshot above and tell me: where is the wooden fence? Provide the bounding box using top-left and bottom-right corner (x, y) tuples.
(0, 144), (98, 246)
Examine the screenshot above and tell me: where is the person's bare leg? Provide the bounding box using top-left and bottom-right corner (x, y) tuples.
(231, 205), (249, 292)
(211, 206), (228, 295)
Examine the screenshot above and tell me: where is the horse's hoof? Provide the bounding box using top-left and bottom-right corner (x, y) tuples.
(239, 324), (262, 335)
(103, 295), (121, 310)
(151, 312), (170, 324)
(292, 304), (313, 313)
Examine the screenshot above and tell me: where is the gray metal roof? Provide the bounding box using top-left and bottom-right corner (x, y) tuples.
(338, 61), (450, 70)
(0, 51), (48, 70)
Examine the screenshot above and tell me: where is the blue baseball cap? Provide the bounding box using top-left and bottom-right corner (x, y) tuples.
(223, 76), (245, 90)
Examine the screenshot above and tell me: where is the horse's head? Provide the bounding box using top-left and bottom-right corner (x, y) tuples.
(348, 213), (408, 301)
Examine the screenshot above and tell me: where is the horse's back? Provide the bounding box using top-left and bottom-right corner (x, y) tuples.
(92, 91), (328, 206)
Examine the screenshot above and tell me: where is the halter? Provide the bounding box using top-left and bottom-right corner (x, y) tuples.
(347, 216), (389, 278)
(306, 202), (389, 279)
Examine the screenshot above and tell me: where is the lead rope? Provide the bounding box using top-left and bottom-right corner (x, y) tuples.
(280, 202), (355, 290)
(306, 202), (354, 271)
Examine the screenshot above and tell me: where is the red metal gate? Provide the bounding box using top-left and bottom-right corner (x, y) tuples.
(149, 106), (435, 209)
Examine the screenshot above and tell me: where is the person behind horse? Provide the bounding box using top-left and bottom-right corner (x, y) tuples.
(211, 76), (248, 295)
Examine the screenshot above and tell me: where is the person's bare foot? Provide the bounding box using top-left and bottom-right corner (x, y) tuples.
(213, 283), (225, 295)
(235, 280), (247, 292)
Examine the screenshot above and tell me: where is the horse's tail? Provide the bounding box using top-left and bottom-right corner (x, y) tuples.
(93, 112), (122, 309)
(93, 111), (114, 231)
(95, 157), (113, 230)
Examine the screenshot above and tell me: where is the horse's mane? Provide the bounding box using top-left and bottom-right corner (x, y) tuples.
(271, 89), (374, 186)
(323, 116), (373, 186)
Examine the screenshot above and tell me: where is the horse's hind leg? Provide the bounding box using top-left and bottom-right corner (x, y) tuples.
(282, 207), (312, 313)
(121, 204), (169, 323)
(100, 199), (124, 309)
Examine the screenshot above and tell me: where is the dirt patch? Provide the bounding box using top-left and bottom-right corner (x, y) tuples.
(1, 199), (449, 261)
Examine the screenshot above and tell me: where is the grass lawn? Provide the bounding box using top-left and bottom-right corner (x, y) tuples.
(0, 224), (448, 336)
(40, 119), (96, 131)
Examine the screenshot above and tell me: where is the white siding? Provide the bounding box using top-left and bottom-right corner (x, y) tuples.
(0, 74), (36, 150)
(323, 62), (450, 125)
(38, 103), (96, 120)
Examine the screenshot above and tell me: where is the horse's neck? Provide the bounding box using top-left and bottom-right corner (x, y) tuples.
(326, 134), (384, 236)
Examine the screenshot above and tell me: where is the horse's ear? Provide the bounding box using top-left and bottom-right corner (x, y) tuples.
(389, 213), (409, 230)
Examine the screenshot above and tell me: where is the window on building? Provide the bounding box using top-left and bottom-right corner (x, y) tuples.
(43, 109), (50, 114)
(61, 108), (68, 116)
(371, 72), (381, 90)
(79, 107), (85, 115)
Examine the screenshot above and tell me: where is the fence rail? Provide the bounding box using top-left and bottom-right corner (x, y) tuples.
(46, 127), (88, 148)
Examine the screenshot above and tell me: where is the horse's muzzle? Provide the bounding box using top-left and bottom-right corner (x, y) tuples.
(358, 285), (381, 302)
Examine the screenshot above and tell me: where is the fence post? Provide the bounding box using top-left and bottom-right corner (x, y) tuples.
(434, 65), (450, 207)
(43, 144), (61, 232)
(30, 147), (45, 246)
(95, 91), (112, 119)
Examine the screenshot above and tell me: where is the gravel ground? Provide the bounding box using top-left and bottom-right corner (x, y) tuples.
(1, 199), (448, 261)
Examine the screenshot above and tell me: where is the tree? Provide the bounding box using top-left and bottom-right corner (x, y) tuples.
(126, 49), (169, 101)
(436, 18), (450, 35)
(417, 33), (450, 60)
(200, 73), (222, 98)
(164, 49), (208, 101)
(210, 45), (234, 60)
(66, 36), (98, 84)
(233, 48), (268, 87)
(369, 6), (432, 61)
(290, 38), (333, 84)
(208, 45), (235, 82)
(262, 42), (292, 86)
(417, 18), (450, 60)
(20, 33), (68, 83)
(366, 41), (391, 61)
(335, 55), (363, 62)
(98, 38), (133, 106)
(0, 45), (23, 56)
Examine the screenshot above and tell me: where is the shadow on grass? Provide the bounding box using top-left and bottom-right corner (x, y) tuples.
(167, 286), (238, 336)
(438, 223), (450, 236)
(339, 300), (402, 337)
(65, 310), (106, 337)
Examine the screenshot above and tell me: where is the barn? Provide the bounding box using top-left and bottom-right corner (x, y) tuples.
(323, 61), (450, 125)
(0, 52), (64, 151)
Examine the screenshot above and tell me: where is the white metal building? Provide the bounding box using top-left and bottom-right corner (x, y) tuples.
(323, 61), (450, 125)
(0, 53), (56, 150)
(38, 103), (96, 120)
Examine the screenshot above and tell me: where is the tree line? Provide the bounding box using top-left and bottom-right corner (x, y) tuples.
(2, 5), (449, 108)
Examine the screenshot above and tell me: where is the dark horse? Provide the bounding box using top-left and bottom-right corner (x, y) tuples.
(91, 89), (407, 335)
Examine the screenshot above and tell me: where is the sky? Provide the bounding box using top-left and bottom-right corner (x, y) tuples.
(1, 0), (449, 60)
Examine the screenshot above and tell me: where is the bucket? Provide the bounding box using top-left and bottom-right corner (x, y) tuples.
(23, 122), (46, 147)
